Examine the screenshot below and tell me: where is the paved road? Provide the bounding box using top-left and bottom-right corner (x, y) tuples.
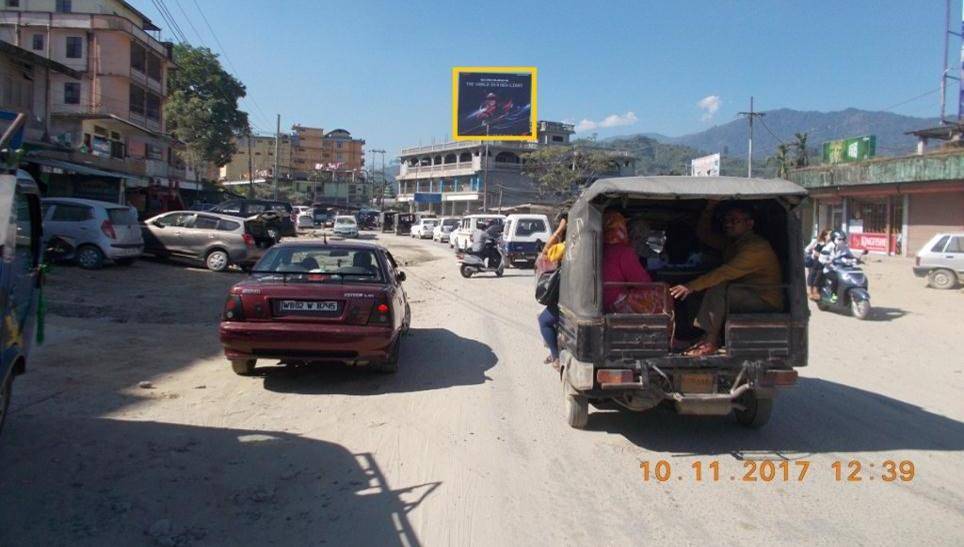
(1, 233), (961, 546)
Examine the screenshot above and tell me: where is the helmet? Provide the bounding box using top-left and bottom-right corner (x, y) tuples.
(831, 230), (846, 244)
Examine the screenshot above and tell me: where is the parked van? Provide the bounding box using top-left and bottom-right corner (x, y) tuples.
(0, 170), (44, 436)
(501, 214), (551, 267)
(451, 214), (505, 251)
(913, 232), (963, 289)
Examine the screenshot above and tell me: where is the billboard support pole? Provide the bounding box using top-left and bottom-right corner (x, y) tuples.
(482, 122), (489, 212)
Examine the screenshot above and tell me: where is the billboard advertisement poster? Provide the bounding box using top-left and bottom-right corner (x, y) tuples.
(452, 67), (537, 141)
(691, 153), (721, 177)
(821, 135), (876, 164)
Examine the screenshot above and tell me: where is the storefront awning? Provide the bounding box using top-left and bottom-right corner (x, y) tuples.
(25, 157), (143, 180)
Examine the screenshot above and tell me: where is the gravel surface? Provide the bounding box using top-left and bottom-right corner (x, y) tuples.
(0, 233), (961, 546)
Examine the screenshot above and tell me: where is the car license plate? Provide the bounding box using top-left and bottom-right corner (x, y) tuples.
(278, 300), (338, 313)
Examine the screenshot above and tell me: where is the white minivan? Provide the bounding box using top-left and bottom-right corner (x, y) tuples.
(501, 214), (551, 267)
(451, 214), (505, 251)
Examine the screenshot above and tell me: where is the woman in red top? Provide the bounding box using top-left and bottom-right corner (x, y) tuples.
(602, 211), (652, 312)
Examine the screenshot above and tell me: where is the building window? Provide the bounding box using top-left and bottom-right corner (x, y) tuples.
(145, 92), (160, 121)
(64, 82), (80, 104)
(66, 36), (82, 59)
(146, 54), (161, 81)
(55, 0), (71, 13)
(129, 84), (145, 115)
(32, 34), (44, 51)
(131, 42), (145, 73)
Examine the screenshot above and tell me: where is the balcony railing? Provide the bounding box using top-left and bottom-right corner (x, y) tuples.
(1, 12), (170, 56)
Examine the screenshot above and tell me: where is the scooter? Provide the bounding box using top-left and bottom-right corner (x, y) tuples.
(458, 239), (505, 278)
(815, 251), (872, 319)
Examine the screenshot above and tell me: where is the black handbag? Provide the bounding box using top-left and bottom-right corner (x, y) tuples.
(535, 269), (560, 307)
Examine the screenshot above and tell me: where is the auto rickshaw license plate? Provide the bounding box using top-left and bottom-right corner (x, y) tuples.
(680, 373), (716, 393)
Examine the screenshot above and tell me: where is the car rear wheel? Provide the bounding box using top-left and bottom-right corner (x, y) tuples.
(231, 359), (256, 376)
(373, 338), (400, 374)
(206, 249), (230, 272)
(0, 371), (13, 436)
(76, 245), (105, 269)
(928, 268), (958, 290)
(734, 392), (773, 428)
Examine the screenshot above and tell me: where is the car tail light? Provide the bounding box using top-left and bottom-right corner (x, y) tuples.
(223, 294), (245, 321)
(101, 219), (116, 239)
(243, 233), (255, 248)
(367, 296), (392, 326)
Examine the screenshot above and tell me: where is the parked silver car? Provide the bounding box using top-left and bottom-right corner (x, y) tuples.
(913, 232), (964, 289)
(41, 198), (143, 269)
(141, 211), (269, 272)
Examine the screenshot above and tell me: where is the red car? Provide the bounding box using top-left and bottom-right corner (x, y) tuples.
(219, 240), (411, 375)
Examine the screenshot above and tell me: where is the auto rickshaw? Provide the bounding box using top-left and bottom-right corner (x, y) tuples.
(395, 213), (417, 236)
(381, 211), (397, 233)
(557, 176), (809, 429)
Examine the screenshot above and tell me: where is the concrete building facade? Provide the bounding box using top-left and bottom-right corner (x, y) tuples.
(290, 125), (365, 178)
(219, 133), (293, 182)
(0, 0), (200, 214)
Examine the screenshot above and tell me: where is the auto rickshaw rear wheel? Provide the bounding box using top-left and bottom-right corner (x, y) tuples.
(565, 393), (589, 429)
(734, 392), (773, 429)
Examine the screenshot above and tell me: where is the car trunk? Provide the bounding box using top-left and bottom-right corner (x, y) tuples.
(237, 281), (387, 326)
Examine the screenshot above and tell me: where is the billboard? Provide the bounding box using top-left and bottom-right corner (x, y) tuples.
(691, 153), (721, 177)
(822, 135), (876, 164)
(452, 66), (537, 141)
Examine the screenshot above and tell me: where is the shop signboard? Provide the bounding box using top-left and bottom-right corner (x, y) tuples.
(822, 135), (876, 164)
(414, 192), (442, 204)
(453, 67), (537, 141)
(849, 232), (892, 253)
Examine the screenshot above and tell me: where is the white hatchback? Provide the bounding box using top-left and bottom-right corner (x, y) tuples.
(333, 215), (359, 238)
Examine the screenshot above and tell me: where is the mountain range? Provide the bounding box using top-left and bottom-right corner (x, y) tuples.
(608, 108), (940, 160)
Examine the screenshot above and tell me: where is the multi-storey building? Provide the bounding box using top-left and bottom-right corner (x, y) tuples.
(219, 133), (293, 182)
(0, 0), (198, 213)
(396, 121), (635, 214)
(290, 125), (365, 177)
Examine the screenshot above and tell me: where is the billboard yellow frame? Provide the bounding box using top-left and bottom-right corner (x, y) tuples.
(452, 66), (538, 142)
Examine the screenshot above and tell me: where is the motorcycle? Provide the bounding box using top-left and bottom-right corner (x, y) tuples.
(458, 239), (505, 278)
(815, 250), (872, 320)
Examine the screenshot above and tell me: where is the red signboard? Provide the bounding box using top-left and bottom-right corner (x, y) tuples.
(849, 232), (892, 253)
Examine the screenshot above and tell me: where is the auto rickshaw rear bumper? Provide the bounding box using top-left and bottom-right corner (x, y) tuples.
(560, 350), (798, 416)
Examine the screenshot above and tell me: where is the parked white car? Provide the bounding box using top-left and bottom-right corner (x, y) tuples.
(913, 232), (963, 289)
(333, 215), (359, 238)
(451, 214), (505, 251)
(293, 206), (315, 229)
(41, 197), (144, 269)
(432, 217), (460, 242)
(410, 218), (439, 239)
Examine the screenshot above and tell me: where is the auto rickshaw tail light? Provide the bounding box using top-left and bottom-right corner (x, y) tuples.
(763, 369), (798, 387)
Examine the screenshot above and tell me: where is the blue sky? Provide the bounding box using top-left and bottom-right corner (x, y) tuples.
(134, 0), (951, 156)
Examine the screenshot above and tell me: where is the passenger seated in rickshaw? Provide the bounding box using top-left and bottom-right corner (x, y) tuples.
(602, 211), (663, 314)
(668, 201), (783, 356)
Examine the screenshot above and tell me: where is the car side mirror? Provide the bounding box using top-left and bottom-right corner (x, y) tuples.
(396, 271), (406, 283)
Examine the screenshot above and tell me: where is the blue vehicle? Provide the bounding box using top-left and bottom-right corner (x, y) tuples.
(0, 169), (44, 436)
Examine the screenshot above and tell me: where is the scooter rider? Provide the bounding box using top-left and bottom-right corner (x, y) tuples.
(818, 230), (853, 295)
(470, 220), (503, 268)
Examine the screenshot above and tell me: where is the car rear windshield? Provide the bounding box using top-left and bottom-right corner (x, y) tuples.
(253, 246), (383, 282)
(442, 219), (458, 227)
(107, 207), (137, 225)
(515, 219), (546, 236)
(336, 217), (356, 225)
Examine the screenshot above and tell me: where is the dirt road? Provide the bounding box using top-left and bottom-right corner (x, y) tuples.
(1, 234), (962, 545)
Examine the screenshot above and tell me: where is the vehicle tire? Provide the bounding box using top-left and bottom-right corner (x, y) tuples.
(928, 268), (958, 290)
(565, 392), (589, 429)
(114, 257), (136, 266)
(851, 299), (871, 320)
(734, 392), (773, 429)
(76, 245), (105, 269)
(231, 359), (256, 376)
(460, 265), (474, 278)
(373, 337), (400, 374)
(0, 371), (13, 437)
(205, 249), (230, 272)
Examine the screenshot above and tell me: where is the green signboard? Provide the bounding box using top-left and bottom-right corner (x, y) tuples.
(822, 135), (876, 164)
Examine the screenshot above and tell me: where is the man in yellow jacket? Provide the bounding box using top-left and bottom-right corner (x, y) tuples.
(669, 201), (783, 356)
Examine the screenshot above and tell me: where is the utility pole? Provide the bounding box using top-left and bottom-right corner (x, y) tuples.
(246, 129), (254, 198)
(273, 114), (280, 199)
(481, 122), (490, 212)
(738, 96), (765, 178)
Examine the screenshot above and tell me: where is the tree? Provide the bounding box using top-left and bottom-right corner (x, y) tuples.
(793, 132), (809, 167)
(768, 143), (792, 178)
(165, 44), (249, 169)
(522, 146), (617, 196)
